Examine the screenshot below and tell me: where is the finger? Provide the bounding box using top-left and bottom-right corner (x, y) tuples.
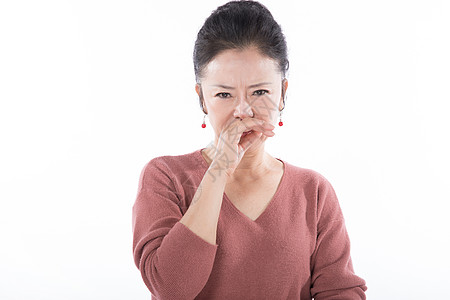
(239, 131), (263, 152)
(240, 118), (274, 133)
(224, 118), (273, 143)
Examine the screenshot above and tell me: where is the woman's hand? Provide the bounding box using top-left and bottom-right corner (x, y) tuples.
(209, 117), (275, 177)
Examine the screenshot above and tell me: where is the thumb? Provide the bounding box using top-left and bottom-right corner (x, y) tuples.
(240, 131), (262, 153)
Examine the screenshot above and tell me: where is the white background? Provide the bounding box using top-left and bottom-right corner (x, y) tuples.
(1, 0), (449, 299)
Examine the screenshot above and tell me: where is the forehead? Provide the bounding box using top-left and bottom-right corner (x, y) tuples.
(203, 48), (280, 82)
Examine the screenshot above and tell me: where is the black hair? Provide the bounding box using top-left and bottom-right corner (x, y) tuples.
(193, 0), (289, 112)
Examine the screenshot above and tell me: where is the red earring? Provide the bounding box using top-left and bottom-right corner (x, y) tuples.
(278, 111), (283, 126)
(201, 114), (206, 128)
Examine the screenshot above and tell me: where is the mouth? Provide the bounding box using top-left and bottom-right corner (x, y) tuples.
(241, 130), (254, 138)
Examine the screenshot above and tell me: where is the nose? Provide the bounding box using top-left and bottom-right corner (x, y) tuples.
(233, 96), (254, 119)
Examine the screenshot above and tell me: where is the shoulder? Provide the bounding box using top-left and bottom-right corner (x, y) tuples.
(284, 161), (343, 224)
(140, 149), (203, 176)
(137, 149), (205, 192)
(284, 160), (332, 189)
(283, 161), (338, 207)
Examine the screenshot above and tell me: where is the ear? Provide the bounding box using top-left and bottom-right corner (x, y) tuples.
(195, 83), (207, 114)
(280, 78), (289, 110)
(195, 83), (201, 97)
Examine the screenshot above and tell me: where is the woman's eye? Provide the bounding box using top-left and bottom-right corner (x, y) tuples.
(254, 90), (269, 96)
(215, 90), (268, 98)
(215, 92), (231, 98)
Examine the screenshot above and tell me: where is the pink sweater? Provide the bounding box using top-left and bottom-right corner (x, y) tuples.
(132, 148), (367, 299)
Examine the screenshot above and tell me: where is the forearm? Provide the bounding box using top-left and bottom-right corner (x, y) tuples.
(179, 161), (229, 245)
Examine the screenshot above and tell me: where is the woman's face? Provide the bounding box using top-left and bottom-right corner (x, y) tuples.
(196, 47), (288, 146)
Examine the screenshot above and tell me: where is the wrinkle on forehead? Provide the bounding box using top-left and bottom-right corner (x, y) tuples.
(203, 48), (280, 86)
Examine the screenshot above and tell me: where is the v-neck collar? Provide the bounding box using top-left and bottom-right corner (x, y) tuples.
(194, 147), (288, 223)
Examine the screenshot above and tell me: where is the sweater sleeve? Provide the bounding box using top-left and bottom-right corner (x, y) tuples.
(131, 158), (218, 300)
(310, 175), (368, 300)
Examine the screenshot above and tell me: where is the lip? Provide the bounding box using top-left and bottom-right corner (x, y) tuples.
(241, 130), (253, 137)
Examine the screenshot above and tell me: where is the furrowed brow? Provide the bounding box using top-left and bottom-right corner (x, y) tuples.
(212, 82), (272, 89)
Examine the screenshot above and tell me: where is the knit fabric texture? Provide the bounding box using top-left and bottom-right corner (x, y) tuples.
(132, 148), (367, 299)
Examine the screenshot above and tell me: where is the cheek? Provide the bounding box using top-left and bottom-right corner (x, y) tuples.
(210, 114), (232, 135)
(254, 95), (279, 118)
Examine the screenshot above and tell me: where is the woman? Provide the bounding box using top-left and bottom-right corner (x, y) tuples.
(132, 1), (368, 299)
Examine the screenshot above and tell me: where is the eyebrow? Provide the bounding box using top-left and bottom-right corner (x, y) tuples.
(212, 82), (273, 89)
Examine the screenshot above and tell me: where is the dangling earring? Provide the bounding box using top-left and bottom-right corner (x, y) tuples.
(279, 92), (286, 126)
(201, 114), (207, 128)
